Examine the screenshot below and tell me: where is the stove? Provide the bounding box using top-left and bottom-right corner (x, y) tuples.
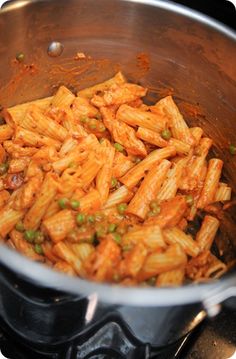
(0, 307), (235, 359)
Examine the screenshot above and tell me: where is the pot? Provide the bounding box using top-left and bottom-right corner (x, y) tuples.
(0, 0), (235, 356)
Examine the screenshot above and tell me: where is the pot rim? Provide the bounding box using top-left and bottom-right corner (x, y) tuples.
(0, 244), (235, 307)
(0, 0), (235, 306)
(1, 0), (236, 39)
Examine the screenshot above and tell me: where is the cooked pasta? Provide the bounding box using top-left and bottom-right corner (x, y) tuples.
(0, 72), (231, 287)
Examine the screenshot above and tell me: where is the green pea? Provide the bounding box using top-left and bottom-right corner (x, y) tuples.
(70, 200), (80, 210)
(150, 200), (160, 210)
(117, 203), (127, 215)
(87, 214), (95, 224)
(96, 226), (107, 238)
(147, 210), (156, 218)
(89, 122), (97, 130)
(151, 206), (161, 215)
(111, 177), (118, 188)
(24, 230), (36, 243)
(76, 213), (85, 226)
(0, 163), (9, 175)
(34, 231), (44, 244)
(113, 233), (121, 244)
(80, 116), (88, 123)
(68, 162), (76, 168)
(229, 144), (236, 155)
(122, 244), (132, 252)
(16, 52), (25, 62)
(108, 223), (117, 233)
(186, 194), (194, 206)
(161, 129), (171, 140)
(15, 221), (25, 233)
(34, 244), (44, 255)
(114, 142), (124, 152)
(58, 198), (69, 209)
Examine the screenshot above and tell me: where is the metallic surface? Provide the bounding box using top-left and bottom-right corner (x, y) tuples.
(47, 41), (64, 57)
(0, 0), (235, 348)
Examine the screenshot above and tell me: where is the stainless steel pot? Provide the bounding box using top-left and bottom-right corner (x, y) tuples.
(0, 0), (235, 353)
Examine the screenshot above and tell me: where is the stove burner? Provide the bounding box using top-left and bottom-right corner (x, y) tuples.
(1, 308), (236, 359)
(0, 320), (186, 359)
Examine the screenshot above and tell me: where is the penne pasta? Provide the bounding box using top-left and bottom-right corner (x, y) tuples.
(8, 157), (30, 174)
(23, 173), (58, 230)
(9, 230), (44, 261)
(21, 105), (68, 142)
(0, 124), (14, 142)
(43, 209), (75, 243)
(53, 241), (84, 276)
(3, 141), (38, 158)
(156, 268), (185, 287)
(91, 83), (147, 107)
(190, 127), (203, 145)
(79, 189), (102, 213)
(120, 146), (176, 189)
(138, 244), (187, 281)
(0, 73), (230, 287)
(127, 160), (171, 219)
(70, 243), (95, 262)
(120, 243), (148, 277)
(196, 215), (220, 251)
(0, 190), (10, 209)
(103, 185), (133, 209)
(197, 159), (223, 209)
(145, 196), (187, 228)
(112, 152), (135, 178)
(72, 96), (99, 119)
(169, 138), (191, 155)
(51, 86), (75, 109)
(14, 127), (61, 149)
(163, 227), (200, 257)
(96, 144), (115, 204)
(136, 127), (168, 148)
(78, 71), (126, 98)
(80, 153), (103, 189)
(214, 182), (232, 202)
(156, 159), (186, 201)
(0, 207), (25, 237)
(54, 261), (76, 276)
(122, 225), (166, 250)
(117, 104), (167, 133)
(52, 150), (87, 173)
(155, 96), (195, 146)
(6, 96), (53, 126)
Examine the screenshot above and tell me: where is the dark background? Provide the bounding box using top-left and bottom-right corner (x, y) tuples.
(172, 0), (236, 29)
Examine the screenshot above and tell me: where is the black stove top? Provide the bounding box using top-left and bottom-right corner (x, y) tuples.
(0, 307), (235, 359)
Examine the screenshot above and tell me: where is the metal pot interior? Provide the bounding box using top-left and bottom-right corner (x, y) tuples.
(0, 0), (235, 305)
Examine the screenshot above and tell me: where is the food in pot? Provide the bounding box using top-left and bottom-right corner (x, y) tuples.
(0, 72), (231, 286)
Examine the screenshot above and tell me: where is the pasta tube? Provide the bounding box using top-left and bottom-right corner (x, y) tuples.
(127, 160), (171, 219)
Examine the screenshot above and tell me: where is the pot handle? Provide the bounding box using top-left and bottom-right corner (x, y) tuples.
(202, 279), (236, 317)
